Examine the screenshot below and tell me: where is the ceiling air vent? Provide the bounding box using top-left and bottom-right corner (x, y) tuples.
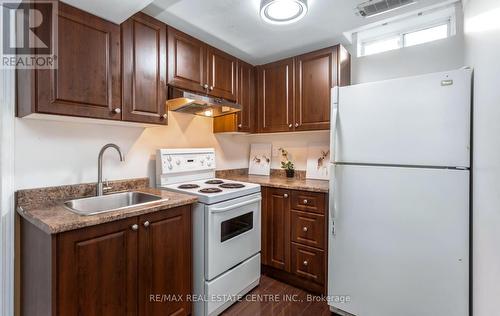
(356, 0), (417, 18)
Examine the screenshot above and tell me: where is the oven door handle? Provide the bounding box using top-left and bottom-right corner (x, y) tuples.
(210, 197), (262, 213)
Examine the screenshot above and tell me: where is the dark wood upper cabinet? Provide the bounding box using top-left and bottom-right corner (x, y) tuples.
(213, 60), (255, 133)
(257, 58), (295, 133)
(167, 27), (207, 94)
(256, 45), (350, 133)
(17, 2), (121, 120)
(295, 45), (351, 131)
(57, 217), (138, 316)
(207, 46), (237, 101)
(237, 61), (256, 132)
(139, 206), (192, 316)
(122, 13), (167, 125)
(295, 47), (335, 131)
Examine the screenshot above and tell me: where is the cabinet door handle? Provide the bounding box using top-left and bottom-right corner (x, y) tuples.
(238, 124), (242, 128)
(302, 226), (308, 232)
(131, 224), (138, 231)
(303, 199), (308, 204)
(161, 113), (167, 119)
(209, 86), (214, 91)
(295, 123), (299, 127)
(143, 221), (150, 228)
(303, 260), (308, 266)
(283, 193), (288, 198)
(203, 84), (209, 89)
(288, 124), (292, 128)
(113, 108), (121, 114)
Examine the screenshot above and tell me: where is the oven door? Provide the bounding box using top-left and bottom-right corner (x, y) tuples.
(205, 192), (261, 280)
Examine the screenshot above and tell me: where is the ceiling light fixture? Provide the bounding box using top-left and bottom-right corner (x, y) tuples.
(260, 0), (308, 25)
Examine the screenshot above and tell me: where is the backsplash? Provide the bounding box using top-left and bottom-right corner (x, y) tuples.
(216, 168), (307, 180)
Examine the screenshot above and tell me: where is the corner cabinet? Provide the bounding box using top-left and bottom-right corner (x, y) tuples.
(256, 45), (351, 133)
(17, 2), (122, 120)
(20, 205), (192, 316)
(121, 13), (168, 125)
(261, 187), (328, 294)
(213, 60), (256, 133)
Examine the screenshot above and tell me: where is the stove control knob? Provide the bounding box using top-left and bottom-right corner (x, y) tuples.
(207, 162), (212, 167)
(176, 159), (181, 165)
(200, 160), (204, 165)
(166, 155), (172, 162)
(167, 163), (173, 170)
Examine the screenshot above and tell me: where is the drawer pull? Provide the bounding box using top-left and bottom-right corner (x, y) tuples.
(131, 224), (138, 231)
(284, 193), (289, 198)
(303, 260), (308, 266)
(302, 226), (308, 232)
(303, 199), (308, 204)
(143, 221), (150, 228)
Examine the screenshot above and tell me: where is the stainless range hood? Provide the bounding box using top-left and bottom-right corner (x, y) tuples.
(166, 87), (241, 117)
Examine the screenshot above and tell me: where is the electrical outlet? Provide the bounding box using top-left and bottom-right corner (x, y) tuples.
(272, 147), (280, 157)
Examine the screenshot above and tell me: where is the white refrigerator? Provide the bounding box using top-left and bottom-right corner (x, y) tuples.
(328, 69), (471, 316)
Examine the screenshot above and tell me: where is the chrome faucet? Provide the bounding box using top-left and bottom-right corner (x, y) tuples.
(97, 143), (124, 196)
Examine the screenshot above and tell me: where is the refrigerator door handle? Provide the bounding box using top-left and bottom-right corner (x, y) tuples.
(329, 163), (337, 236)
(330, 86), (339, 163)
(330, 86), (339, 236)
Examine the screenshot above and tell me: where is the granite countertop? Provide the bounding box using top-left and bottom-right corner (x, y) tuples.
(219, 173), (329, 193)
(16, 179), (198, 234)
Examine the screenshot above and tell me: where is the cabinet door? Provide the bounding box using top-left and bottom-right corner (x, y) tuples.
(257, 58), (294, 133)
(207, 46), (237, 101)
(33, 3), (121, 119)
(295, 47), (336, 131)
(237, 61), (255, 132)
(167, 27), (207, 94)
(263, 187), (291, 271)
(139, 206), (192, 316)
(57, 217), (138, 316)
(122, 13), (167, 124)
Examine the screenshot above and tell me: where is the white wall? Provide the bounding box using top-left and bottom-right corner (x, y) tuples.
(246, 131), (330, 170)
(14, 113), (249, 189)
(350, 5), (465, 84)
(14, 113), (330, 190)
(463, 0), (500, 315)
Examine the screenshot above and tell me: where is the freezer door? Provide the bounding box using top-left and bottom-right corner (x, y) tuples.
(334, 69), (471, 167)
(328, 165), (469, 316)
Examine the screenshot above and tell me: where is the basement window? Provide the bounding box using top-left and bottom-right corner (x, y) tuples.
(355, 4), (456, 57)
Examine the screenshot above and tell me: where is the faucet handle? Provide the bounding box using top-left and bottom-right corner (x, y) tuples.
(103, 179), (113, 192)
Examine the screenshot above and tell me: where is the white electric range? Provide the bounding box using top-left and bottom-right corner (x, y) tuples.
(156, 148), (261, 316)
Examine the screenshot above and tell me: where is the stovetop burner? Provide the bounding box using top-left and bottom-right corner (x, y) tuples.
(205, 179), (224, 184)
(219, 183), (245, 189)
(178, 184), (200, 189)
(199, 188), (223, 194)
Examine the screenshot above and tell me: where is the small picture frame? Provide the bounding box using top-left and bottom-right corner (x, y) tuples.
(249, 143), (272, 176)
(306, 144), (330, 180)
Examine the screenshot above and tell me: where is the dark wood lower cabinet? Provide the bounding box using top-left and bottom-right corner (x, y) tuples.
(261, 187), (328, 294)
(20, 205), (192, 316)
(139, 206), (192, 316)
(57, 217), (138, 316)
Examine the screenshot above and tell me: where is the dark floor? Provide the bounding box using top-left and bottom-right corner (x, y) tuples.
(221, 275), (331, 316)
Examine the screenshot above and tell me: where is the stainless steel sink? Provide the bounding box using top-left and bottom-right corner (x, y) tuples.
(64, 191), (164, 216)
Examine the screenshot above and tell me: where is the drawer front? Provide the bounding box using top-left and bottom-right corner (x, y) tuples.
(291, 191), (326, 214)
(291, 210), (325, 249)
(291, 243), (325, 285)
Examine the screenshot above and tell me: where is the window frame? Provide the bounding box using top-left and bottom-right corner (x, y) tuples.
(357, 15), (454, 57)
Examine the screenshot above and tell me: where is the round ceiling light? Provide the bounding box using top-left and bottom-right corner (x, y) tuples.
(260, 0), (308, 25)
